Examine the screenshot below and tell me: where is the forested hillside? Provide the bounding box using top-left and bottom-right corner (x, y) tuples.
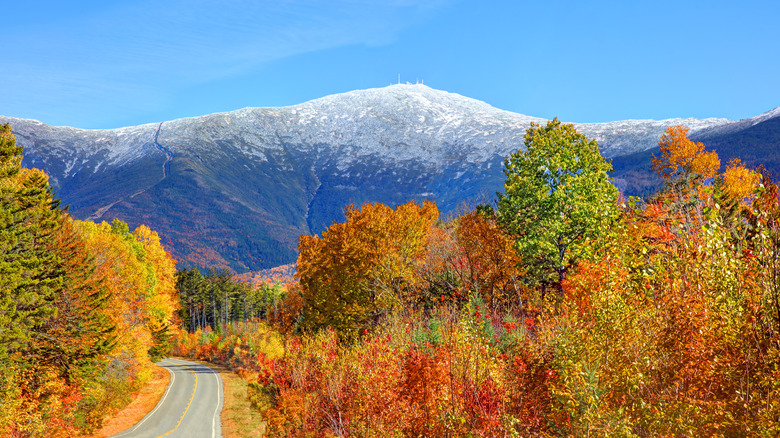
(172, 121), (780, 436)
(0, 124), (179, 436)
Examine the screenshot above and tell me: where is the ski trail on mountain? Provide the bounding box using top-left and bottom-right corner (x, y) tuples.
(87, 123), (173, 220)
(152, 122), (174, 179)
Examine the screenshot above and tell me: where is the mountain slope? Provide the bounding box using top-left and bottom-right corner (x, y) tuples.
(2, 85), (759, 272)
(610, 107), (780, 196)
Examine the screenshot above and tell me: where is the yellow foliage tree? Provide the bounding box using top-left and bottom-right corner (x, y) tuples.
(721, 158), (761, 206)
(75, 219), (179, 384)
(134, 224), (179, 359)
(297, 201), (438, 336)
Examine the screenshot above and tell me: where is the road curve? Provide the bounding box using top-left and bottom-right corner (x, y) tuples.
(111, 358), (223, 438)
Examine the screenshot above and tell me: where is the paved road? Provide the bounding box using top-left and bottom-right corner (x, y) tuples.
(111, 358), (223, 438)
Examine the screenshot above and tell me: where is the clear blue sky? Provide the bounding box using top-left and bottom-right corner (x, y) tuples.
(3, 0), (779, 129)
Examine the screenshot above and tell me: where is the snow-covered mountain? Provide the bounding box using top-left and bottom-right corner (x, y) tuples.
(2, 84), (775, 272)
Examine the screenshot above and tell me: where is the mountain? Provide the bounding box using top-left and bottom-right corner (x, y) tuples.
(695, 107), (780, 171)
(610, 106), (780, 197)
(2, 84), (774, 272)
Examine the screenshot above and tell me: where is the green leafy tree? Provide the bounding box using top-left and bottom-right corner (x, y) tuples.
(497, 118), (618, 295)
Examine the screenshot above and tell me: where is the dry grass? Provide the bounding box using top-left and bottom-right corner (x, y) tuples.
(182, 358), (267, 438)
(83, 364), (171, 438)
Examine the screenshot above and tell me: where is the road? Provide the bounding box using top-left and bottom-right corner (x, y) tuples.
(111, 358), (223, 438)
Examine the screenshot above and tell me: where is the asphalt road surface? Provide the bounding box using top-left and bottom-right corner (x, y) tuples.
(111, 358), (223, 438)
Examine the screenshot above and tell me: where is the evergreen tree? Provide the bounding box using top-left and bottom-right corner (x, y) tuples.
(0, 123), (23, 361)
(178, 267), (208, 331)
(0, 124), (61, 361)
(33, 216), (116, 380)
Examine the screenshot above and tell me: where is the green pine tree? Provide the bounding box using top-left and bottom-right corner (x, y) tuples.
(1, 123), (62, 361)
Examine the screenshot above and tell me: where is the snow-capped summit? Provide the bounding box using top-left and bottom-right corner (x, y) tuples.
(0, 85), (771, 272)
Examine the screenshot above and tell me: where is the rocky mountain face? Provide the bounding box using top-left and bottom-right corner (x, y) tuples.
(2, 85), (776, 272)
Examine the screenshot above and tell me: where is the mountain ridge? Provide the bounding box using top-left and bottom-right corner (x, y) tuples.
(2, 85), (777, 272)
(5, 84), (742, 158)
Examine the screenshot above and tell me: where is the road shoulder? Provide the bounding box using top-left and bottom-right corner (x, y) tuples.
(176, 357), (267, 438)
(84, 364), (171, 438)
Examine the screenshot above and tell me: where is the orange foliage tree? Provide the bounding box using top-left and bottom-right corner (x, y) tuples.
(648, 124), (722, 237)
(651, 124), (720, 181)
(454, 211), (525, 311)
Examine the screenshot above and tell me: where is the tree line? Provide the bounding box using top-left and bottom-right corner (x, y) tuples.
(175, 267), (286, 333)
(0, 124), (179, 437)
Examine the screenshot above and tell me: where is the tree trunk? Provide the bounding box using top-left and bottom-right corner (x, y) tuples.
(212, 291), (217, 332)
(190, 301), (196, 332)
(557, 268), (566, 296)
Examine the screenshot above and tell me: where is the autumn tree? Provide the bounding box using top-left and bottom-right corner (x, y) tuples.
(74, 219), (179, 386)
(454, 211), (525, 310)
(651, 124), (720, 181)
(746, 173), (780, 355)
(497, 119), (618, 295)
(297, 201), (438, 336)
(720, 158), (760, 204)
(134, 224), (178, 360)
(648, 125), (738, 246)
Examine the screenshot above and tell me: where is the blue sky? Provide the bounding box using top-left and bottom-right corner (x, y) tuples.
(3, 0), (779, 129)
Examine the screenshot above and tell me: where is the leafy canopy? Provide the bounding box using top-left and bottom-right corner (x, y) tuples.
(297, 201), (438, 337)
(651, 124), (720, 181)
(497, 118), (618, 291)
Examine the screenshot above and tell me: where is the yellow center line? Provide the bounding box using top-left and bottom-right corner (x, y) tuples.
(157, 360), (198, 438)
